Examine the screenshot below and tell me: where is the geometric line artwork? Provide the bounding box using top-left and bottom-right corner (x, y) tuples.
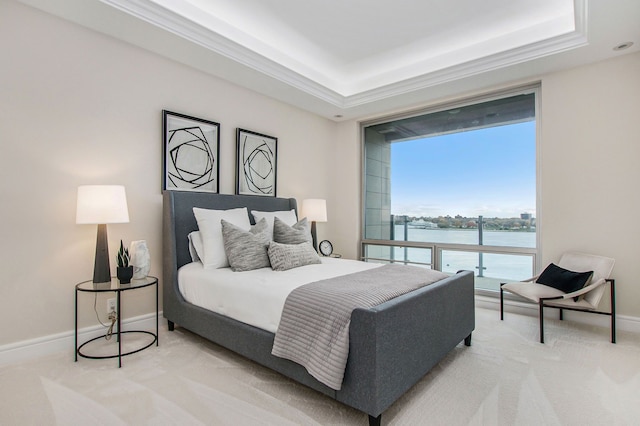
(168, 127), (214, 188)
(163, 111), (220, 193)
(236, 128), (277, 197)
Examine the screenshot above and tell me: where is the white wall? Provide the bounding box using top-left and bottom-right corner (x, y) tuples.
(539, 52), (640, 317)
(331, 121), (362, 256)
(0, 1), (337, 346)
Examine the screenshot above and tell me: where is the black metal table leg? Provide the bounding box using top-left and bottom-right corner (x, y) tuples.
(74, 289), (78, 362)
(117, 291), (122, 368)
(156, 280), (159, 346)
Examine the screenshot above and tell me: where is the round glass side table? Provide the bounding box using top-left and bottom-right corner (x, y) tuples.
(75, 276), (158, 367)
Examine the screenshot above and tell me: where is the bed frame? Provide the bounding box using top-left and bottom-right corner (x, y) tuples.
(163, 191), (475, 425)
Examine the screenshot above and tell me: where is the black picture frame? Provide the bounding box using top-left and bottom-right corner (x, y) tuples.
(162, 110), (220, 193)
(236, 128), (278, 197)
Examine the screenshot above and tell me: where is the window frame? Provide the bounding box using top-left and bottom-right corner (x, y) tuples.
(360, 85), (542, 291)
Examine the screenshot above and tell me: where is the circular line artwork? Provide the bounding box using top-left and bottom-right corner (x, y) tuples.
(164, 112), (219, 193)
(237, 129), (277, 196)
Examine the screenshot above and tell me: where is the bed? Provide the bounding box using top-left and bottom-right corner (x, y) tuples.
(162, 191), (475, 425)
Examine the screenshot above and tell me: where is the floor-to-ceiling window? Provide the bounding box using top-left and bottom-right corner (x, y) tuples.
(362, 87), (539, 292)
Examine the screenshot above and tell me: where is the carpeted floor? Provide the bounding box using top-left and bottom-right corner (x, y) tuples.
(1, 307), (639, 425)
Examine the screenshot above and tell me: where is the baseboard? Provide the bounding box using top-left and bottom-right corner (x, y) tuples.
(477, 295), (640, 334)
(2, 298), (639, 366)
(0, 312), (161, 367)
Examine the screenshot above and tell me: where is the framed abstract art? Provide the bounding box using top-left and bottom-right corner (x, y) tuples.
(236, 128), (277, 197)
(162, 110), (220, 193)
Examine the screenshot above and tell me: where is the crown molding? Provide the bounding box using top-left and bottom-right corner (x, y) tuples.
(100, 0), (346, 106)
(100, 0), (588, 110)
(344, 27), (588, 108)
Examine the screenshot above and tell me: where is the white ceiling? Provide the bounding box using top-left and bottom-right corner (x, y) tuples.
(174, 0), (577, 95)
(19, 0), (640, 120)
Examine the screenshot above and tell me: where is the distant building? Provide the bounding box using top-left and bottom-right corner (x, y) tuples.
(520, 213), (532, 220)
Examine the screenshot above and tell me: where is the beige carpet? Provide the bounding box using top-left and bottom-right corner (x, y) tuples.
(1, 307), (639, 425)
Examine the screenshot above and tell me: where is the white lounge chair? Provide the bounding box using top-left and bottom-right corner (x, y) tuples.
(500, 251), (615, 343)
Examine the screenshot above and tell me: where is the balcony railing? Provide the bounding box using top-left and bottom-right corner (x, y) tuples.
(361, 239), (537, 292)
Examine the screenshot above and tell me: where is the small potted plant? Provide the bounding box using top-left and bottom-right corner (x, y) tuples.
(116, 240), (133, 284)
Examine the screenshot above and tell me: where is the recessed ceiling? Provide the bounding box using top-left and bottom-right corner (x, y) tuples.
(18, 0), (640, 120)
(160, 0), (577, 96)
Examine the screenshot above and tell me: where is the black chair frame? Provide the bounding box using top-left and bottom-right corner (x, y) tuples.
(500, 279), (616, 344)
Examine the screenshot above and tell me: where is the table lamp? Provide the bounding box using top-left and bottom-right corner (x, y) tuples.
(76, 185), (130, 283)
(301, 199), (327, 251)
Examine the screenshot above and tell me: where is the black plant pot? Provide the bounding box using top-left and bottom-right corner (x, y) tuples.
(117, 266), (133, 284)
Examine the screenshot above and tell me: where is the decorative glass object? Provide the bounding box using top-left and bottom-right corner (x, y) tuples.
(129, 240), (150, 279)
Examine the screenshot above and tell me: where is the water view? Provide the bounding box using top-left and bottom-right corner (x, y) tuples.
(394, 225), (535, 248)
(390, 225), (536, 286)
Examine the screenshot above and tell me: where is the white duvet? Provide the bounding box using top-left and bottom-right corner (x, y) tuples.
(178, 257), (381, 333)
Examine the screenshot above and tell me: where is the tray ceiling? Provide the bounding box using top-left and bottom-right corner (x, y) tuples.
(18, 0), (640, 120)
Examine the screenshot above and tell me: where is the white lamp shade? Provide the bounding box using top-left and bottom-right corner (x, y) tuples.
(76, 185), (130, 224)
(301, 199), (327, 222)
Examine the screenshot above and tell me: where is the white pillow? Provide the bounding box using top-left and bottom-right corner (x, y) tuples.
(251, 209), (297, 239)
(193, 207), (251, 269)
(187, 231), (204, 262)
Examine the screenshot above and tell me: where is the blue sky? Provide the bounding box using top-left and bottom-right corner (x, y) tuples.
(391, 121), (536, 218)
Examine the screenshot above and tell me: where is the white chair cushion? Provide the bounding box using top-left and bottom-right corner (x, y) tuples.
(502, 282), (564, 303)
(502, 281), (598, 310)
(544, 297), (596, 310)
(557, 252), (614, 307)
(558, 252), (614, 282)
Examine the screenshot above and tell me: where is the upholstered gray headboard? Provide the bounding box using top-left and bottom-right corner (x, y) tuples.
(162, 191), (298, 326)
(163, 191), (297, 270)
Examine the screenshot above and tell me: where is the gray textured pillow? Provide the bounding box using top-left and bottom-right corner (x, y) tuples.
(273, 216), (312, 244)
(268, 241), (320, 271)
(221, 218), (271, 272)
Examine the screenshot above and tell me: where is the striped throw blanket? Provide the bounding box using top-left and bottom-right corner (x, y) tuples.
(271, 264), (448, 390)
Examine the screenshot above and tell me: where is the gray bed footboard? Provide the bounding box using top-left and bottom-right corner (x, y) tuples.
(338, 270), (475, 418)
